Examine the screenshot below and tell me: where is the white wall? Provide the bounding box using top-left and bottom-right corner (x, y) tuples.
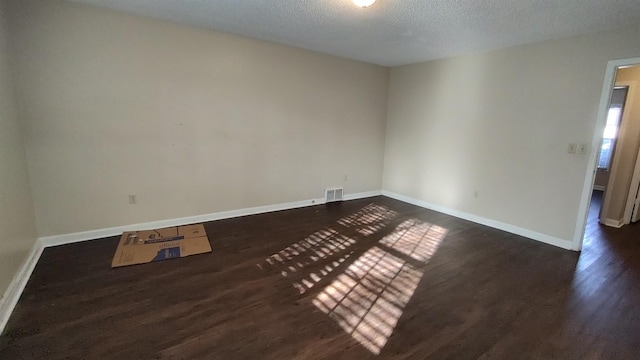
(0, 0), (38, 301)
(383, 24), (640, 244)
(8, 0), (389, 237)
(7, 0), (640, 250)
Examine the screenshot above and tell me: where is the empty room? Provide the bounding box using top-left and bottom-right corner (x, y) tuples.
(1, 0), (640, 358)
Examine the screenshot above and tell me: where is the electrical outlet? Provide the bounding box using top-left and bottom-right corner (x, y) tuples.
(568, 143), (577, 154)
(129, 194), (136, 204)
(343, 174), (348, 182)
(578, 143), (588, 154)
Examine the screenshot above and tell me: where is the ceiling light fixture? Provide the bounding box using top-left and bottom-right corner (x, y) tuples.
(353, 0), (376, 8)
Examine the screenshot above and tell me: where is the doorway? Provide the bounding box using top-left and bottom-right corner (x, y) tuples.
(589, 87), (628, 229)
(594, 86), (629, 225)
(573, 58), (640, 251)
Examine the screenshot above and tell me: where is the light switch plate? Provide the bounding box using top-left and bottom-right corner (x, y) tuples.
(578, 143), (588, 154)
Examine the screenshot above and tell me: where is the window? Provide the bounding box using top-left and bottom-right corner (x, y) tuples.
(598, 87), (628, 171)
(598, 107), (621, 169)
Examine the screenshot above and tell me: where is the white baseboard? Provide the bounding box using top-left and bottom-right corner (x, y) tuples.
(381, 191), (574, 251)
(40, 190), (382, 247)
(2, 190), (381, 334)
(593, 185), (606, 191)
(39, 197), (316, 247)
(602, 218), (624, 228)
(0, 240), (44, 334)
(343, 190), (382, 201)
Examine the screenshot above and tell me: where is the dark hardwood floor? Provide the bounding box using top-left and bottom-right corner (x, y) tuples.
(1, 195), (640, 359)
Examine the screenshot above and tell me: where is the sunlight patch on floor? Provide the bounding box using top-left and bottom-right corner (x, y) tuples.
(265, 228), (357, 294)
(337, 203), (398, 235)
(313, 219), (447, 355)
(261, 204), (448, 354)
(379, 219), (446, 262)
(263, 203), (397, 294)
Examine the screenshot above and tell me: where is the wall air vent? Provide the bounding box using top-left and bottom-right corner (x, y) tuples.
(325, 188), (344, 203)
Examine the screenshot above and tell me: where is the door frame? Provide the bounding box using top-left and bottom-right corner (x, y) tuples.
(602, 84), (632, 227)
(628, 145), (640, 223)
(572, 57), (640, 251)
(619, 82), (638, 223)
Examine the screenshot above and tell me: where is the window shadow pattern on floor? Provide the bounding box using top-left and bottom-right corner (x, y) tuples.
(264, 203), (398, 295)
(313, 218), (447, 354)
(262, 203), (447, 355)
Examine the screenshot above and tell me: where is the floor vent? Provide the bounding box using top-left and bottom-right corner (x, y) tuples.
(325, 188), (344, 203)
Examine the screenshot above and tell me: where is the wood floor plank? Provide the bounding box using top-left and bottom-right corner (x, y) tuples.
(1, 194), (639, 359)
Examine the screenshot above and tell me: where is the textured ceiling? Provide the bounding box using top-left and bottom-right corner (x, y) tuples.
(67, 0), (640, 66)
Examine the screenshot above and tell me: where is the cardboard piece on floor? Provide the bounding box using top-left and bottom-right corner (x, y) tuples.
(111, 223), (211, 268)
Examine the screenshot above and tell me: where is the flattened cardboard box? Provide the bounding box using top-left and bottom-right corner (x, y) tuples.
(112, 224), (211, 268)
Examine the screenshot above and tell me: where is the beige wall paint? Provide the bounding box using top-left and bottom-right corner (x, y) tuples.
(383, 24), (640, 242)
(0, 1), (38, 300)
(8, 0), (389, 237)
(601, 66), (640, 223)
